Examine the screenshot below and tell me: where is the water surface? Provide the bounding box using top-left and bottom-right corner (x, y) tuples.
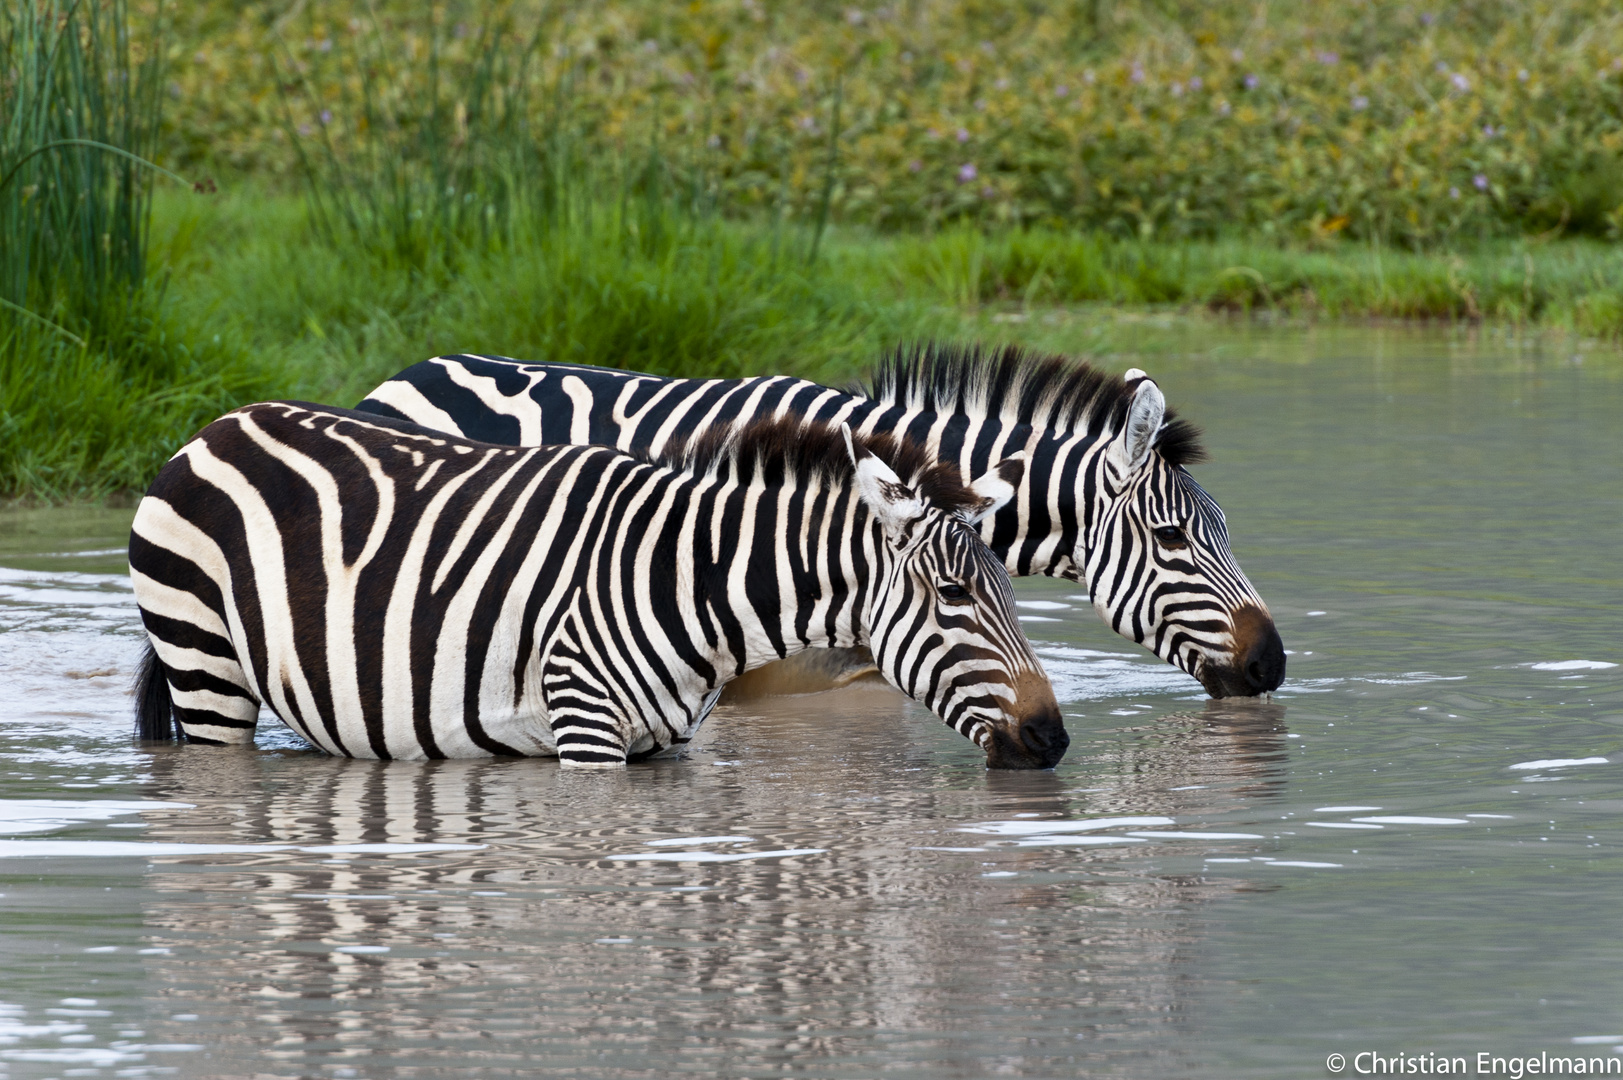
(1, 325), (1619, 1078)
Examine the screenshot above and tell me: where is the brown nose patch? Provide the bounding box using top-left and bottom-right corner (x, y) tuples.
(1229, 604), (1276, 658)
(1006, 669), (1058, 721)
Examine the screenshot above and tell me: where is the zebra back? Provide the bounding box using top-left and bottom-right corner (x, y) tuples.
(358, 346), (1286, 699)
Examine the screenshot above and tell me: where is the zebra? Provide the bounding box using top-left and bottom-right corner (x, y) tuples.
(129, 401), (1067, 769)
(357, 344), (1287, 698)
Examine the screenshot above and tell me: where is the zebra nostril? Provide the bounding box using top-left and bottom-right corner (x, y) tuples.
(1242, 622), (1287, 693)
(1019, 713), (1069, 759)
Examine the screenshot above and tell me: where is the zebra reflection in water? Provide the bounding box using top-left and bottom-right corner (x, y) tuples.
(125, 694), (1290, 1076)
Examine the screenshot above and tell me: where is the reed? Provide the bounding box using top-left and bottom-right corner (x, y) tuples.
(0, 0), (275, 499)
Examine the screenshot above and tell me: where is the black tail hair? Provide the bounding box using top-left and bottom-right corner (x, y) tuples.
(134, 641), (180, 741)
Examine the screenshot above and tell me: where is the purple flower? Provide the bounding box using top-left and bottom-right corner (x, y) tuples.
(1352, 95), (1369, 110)
(1189, 76), (1203, 91)
(1517, 68), (1529, 81)
(1451, 73), (1470, 91)
(1131, 64), (1145, 84)
(1474, 173), (1489, 191)
(298, 123), (312, 136)
(981, 185), (996, 198)
(317, 38), (332, 52)
(1317, 51), (1340, 65)
(1449, 186), (1460, 199)
(956, 127), (970, 143)
(1420, 12), (1434, 25)
(1054, 84), (1068, 98)
(958, 163), (977, 183)
(319, 109), (331, 125)
(907, 159), (922, 173)
(1482, 124), (1496, 137)
(1244, 73), (1260, 90)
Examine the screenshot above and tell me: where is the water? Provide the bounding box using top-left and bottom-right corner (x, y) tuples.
(1, 325), (1620, 1078)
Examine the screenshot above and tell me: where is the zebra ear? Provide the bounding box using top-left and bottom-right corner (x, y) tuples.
(843, 423), (927, 544)
(1108, 371), (1166, 476)
(958, 453), (1025, 524)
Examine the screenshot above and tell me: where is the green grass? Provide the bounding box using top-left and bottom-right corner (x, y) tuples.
(5, 1), (1623, 502)
(7, 180), (1623, 500)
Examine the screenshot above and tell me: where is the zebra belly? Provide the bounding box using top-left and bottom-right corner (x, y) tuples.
(719, 648), (882, 702)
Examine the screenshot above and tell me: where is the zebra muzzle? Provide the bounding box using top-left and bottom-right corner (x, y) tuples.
(984, 678), (1069, 770)
(1197, 604), (1287, 698)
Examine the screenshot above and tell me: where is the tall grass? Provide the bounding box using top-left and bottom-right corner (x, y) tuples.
(250, 8), (919, 403)
(0, 0), (277, 498)
(1, 0), (165, 342)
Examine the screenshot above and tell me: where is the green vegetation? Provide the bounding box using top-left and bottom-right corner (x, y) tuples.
(4, 0), (1623, 499)
(170, 0), (1623, 244)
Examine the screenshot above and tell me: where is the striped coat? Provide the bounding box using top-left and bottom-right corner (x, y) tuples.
(360, 345), (1286, 697)
(130, 403), (1065, 768)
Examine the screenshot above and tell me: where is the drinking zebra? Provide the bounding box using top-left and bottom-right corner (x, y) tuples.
(358, 344), (1286, 698)
(130, 402), (1065, 768)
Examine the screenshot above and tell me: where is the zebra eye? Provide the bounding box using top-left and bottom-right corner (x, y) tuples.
(938, 583), (970, 601)
(1153, 525), (1187, 546)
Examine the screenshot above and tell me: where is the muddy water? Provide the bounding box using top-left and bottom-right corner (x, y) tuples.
(0, 326), (1619, 1079)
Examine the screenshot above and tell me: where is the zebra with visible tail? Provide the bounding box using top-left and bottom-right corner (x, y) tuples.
(358, 344), (1286, 698)
(130, 403), (1066, 768)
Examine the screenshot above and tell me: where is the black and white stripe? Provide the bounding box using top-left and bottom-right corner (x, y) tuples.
(358, 344), (1285, 697)
(130, 402), (1066, 768)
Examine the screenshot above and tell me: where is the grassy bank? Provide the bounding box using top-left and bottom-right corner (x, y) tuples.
(6, 177), (1623, 499)
(5, 0), (1623, 501)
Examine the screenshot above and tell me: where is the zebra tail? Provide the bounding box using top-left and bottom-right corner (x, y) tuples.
(134, 641), (179, 741)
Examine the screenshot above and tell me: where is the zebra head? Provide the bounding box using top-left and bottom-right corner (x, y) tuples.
(844, 427), (1067, 770)
(1085, 371), (1286, 699)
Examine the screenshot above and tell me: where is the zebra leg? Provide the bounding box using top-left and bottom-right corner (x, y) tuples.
(540, 635), (632, 770)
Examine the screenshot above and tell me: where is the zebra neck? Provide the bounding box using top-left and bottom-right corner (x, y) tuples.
(687, 481), (876, 680)
(957, 422), (1107, 583)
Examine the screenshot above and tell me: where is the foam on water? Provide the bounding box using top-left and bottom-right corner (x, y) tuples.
(958, 816), (1175, 836)
(1120, 830), (1264, 840)
(1529, 661), (1617, 671)
(644, 835), (754, 846)
(1508, 757), (1609, 770)
(1031, 646), (1199, 702)
(604, 847), (827, 863)
(0, 799), (193, 835)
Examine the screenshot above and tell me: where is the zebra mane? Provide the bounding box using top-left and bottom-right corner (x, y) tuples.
(867, 342), (1207, 466)
(658, 417), (984, 516)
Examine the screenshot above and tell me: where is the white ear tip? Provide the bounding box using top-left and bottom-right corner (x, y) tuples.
(1123, 368), (1148, 383)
